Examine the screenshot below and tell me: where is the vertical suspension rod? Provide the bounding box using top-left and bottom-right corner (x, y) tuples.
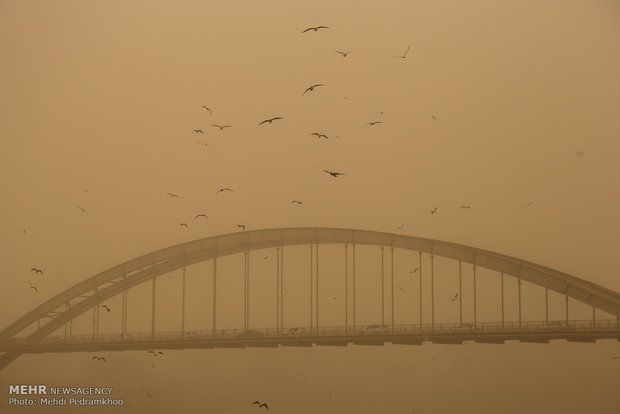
(391, 246), (394, 331)
(381, 245), (385, 327)
(212, 257), (217, 332)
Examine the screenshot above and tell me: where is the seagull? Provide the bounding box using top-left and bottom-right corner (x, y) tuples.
(460, 205), (471, 209)
(194, 214), (209, 219)
(303, 84), (324, 95)
(311, 132), (328, 139)
(77, 206), (86, 212)
(201, 106), (212, 115)
(147, 351), (164, 356)
(237, 224), (246, 231)
(451, 293), (459, 302)
(430, 207), (438, 215)
(259, 403), (268, 411)
(394, 46), (410, 58)
(334, 50), (351, 57)
(526, 202), (533, 207)
(398, 286), (405, 291)
(146, 392), (153, 398)
(101, 305), (111, 312)
(291, 200), (303, 204)
(30, 267), (43, 274)
(166, 193), (180, 199)
(258, 117), (283, 125)
(193, 129), (204, 134)
(261, 255), (269, 260)
(409, 267), (419, 274)
(30, 286), (38, 292)
(211, 124), (231, 130)
(92, 356), (106, 362)
(302, 25), (329, 33)
(217, 187), (234, 193)
(366, 121), (382, 126)
(321, 170), (345, 177)
(431, 115), (438, 120)
(180, 223), (189, 229)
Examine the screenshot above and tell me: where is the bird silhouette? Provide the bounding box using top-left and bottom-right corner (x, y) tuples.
(30, 286), (38, 292)
(92, 356), (106, 362)
(610, 356), (620, 360)
(431, 115), (438, 120)
(394, 46), (410, 58)
(101, 305), (111, 312)
(334, 50), (351, 57)
(321, 170), (345, 177)
(77, 206), (86, 212)
(460, 205), (471, 209)
(451, 293), (459, 302)
(259, 403), (268, 411)
(193, 129), (204, 134)
(311, 132), (328, 139)
(398, 286), (405, 291)
(201, 106), (212, 115)
(147, 351), (164, 357)
(30, 268), (43, 274)
(291, 200), (303, 204)
(211, 124), (231, 130)
(237, 224), (246, 231)
(366, 121), (382, 126)
(194, 214), (209, 219)
(526, 202), (533, 207)
(146, 392), (153, 398)
(259, 117), (283, 125)
(180, 223), (189, 229)
(166, 193), (180, 199)
(409, 267), (419, 274)
(302, 25), (329, 33)
(303, 84), (324, 95)
(430, 207), (438, 215)
(217, 188), (233, 193)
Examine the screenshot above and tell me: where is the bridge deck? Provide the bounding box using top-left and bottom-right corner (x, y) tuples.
(2, 320), (618, 353)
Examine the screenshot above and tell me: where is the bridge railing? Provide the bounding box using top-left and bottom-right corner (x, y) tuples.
(0, 318), (612, 346)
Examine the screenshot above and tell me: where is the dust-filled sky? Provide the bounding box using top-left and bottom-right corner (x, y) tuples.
(1, 0), (619, 413)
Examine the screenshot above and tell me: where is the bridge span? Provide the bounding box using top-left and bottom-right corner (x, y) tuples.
(1, 227), (619, 371)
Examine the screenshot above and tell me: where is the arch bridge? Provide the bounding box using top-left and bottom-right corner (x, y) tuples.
(1, 228), (619, 371)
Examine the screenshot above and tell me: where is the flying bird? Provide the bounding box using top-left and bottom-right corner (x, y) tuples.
(430, 207), (438, 215)
(409, 267), (419, 274)
(30, 286), (38, 292)
(237, 224), (246, 230)
(291, 200), (303, 204)
(302, 25), (329, 32)
(193, 129), (204, 134)
(92, 356), (106, 362)
(201, 106), (212, 115)
(394, 46), (410, 58)
(431, 115), (438, 120)
(211, 124), (231, 130)
(311, 132), (328, 139)
(334, 50), (351, 57)
(147, 351), (164, 356)
(259, 403), (268, 411)
(180, 223), (189, 229)
(146, 392), (153, 398)
(217, 188), (234, 193)
(526, 202), (533, 207)
(366, 121), (382, 126)
(30, 267), (43, 274)
(321, 170), (345, 177)
(77, 206), (86, 212)
(258, 117), (283, 125)
(194, 214), (209, 219)
(166, 193), (180, 199)
(398, 286), (405, 292)
(101, 305), (111, 312)
(451, 293), (459, 302)
(303, 84), (324, 95)
(460, 205), (471, 209)
(610, 356), (620, 360)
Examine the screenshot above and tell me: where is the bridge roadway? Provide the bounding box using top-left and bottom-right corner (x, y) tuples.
(1, 320), (618, 354)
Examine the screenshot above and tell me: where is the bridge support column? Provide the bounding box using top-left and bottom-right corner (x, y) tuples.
(280, 246), (284, 332)
(518, 277), (522, 328)
(151, 276), (156, 339)
(501, 272), (504, 329)
(473, 264), (477, 327)
(345, 244), (348, 331)
(419, 251), (422, 326)
(310, 244), (313, 332)
(316, 243), (319, 332)
(459, 262), (463, 325)
(353, 243), (356, 330)
(381, 245), (385, 327)
(545, 287), (548, 324)
(181, 267), (186, 337)
(245, 250), (249, 331)
(391, 246), (394, 332)
(213, 257), (217, 333)
(431, 254), (435, 329)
